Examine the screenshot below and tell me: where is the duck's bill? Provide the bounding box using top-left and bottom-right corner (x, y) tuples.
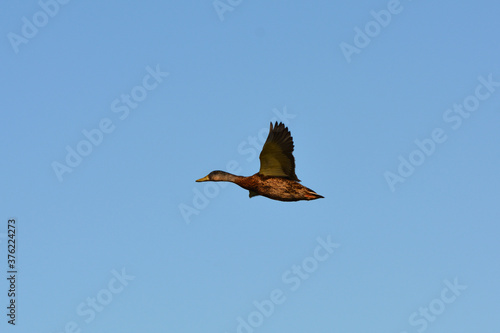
(196, 175), (209, 182)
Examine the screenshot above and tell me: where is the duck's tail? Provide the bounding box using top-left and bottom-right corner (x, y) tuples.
(305, 188), (324, 200)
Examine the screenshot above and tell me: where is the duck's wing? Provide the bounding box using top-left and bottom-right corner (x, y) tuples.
(258, 122), (300, 181)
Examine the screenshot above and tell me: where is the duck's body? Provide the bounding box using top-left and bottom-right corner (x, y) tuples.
(197, 171), (323, 201)
(196, 122), (323, 202)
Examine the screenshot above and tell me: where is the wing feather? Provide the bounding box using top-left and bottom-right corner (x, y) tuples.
(258, 122), (300, 181)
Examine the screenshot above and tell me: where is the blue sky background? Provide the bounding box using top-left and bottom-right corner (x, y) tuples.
(1, 1), (499, 332)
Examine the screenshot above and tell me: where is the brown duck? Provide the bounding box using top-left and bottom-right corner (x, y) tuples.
(196, 122), (323, 201)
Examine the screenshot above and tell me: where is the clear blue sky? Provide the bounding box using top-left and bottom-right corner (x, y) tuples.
(1, 1), (499, 332)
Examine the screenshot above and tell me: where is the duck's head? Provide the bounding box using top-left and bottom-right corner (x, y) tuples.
(196, 170), (231, 182)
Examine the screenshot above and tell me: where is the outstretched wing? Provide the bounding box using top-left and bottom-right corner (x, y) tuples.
(258, 122), (300, 181)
